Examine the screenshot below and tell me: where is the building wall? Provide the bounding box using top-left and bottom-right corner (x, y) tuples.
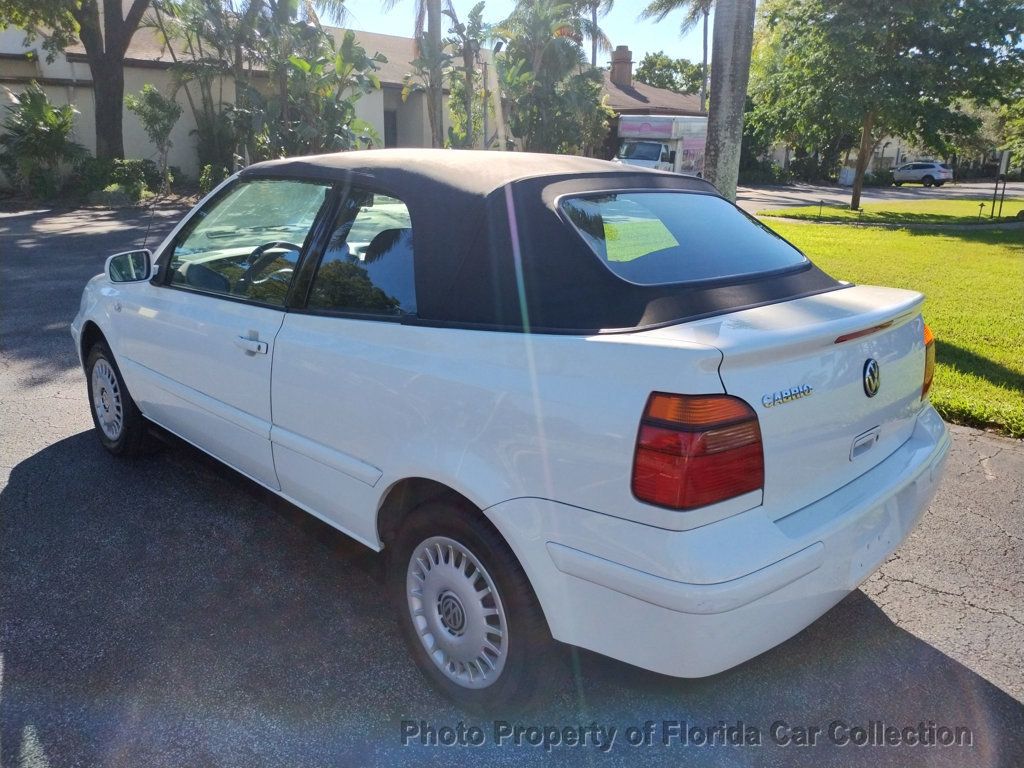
(1, 22), (450, 191)
(1, 32), (217, 183)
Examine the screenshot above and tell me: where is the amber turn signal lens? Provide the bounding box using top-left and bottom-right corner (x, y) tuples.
(922, 322), (936, 400)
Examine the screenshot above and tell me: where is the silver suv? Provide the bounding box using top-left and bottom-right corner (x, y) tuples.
(893, 161), (953, 187)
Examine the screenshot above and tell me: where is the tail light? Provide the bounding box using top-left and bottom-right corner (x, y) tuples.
(922, 322), (936, 399)
(632, 393), (764, 511)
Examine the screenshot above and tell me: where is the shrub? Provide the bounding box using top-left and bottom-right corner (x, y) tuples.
(70, 157), (165, 197)
(199, 164), (230, 194)
(739, 160), (792, 185)
(0, 82), (87, 198)
(863, 170), (894, 187)
(125, 84), (182, 192)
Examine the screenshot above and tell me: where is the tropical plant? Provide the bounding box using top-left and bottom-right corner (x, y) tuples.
(388, 0), (446, 147)
(401, 30), (454, 144)
(278, 27), (385, 154)
(0, 82), (86, 197)
(125, 84), (183, 192)
(572, 0), (612, 68)
(494, 0), (612, 154)
(443, 1), (486, 147)
(640, 0), (713, 108)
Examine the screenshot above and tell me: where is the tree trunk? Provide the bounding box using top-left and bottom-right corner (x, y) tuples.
(700, 9), (708, 112)
(703, 0), (756, 202)
(91, 57), (126, 160)
(73, 0), (151, 161)
(427, 0), (444, 148)
(591, 4), (598, 68)
(850, 110), (876, 211)
(463, 47), (475, 147)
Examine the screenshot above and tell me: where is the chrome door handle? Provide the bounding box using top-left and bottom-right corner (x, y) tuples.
(234, 336), (269, 355)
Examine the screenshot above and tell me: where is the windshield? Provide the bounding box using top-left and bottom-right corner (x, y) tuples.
(560, 191), (809, 285)
(618, 141), (663, 162)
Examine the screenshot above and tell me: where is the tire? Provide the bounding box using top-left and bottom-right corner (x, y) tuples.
(85, 342), (149, 457)
(922, 175), (935, 187)
(388, 499), (558, 713)
(893, 181), (903, 186)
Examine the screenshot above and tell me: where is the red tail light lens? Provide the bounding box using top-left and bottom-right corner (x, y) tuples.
(632, 393), (764, 511)
(922, 323), (936, 399)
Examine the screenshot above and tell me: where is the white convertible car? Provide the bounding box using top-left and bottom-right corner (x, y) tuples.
(72, 149), (949, 710)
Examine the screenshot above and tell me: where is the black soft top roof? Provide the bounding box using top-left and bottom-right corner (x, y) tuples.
(243, 148), (684, 195)
(241, 149), (840, 333)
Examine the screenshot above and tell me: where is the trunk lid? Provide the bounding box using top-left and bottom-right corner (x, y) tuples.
(649, 285), (929, 515)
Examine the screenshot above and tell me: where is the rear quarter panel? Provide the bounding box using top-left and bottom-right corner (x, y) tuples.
(270, 317), (726, 540)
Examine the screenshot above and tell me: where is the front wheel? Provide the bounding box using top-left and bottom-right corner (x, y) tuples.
(85, 342), (149, 456)
(893, 181), (903, 186)
(389, 500), (558, 713)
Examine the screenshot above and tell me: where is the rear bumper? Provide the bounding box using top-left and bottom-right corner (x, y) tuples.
(485, 406), (950, 678)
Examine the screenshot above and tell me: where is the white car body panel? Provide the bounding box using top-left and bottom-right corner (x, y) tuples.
(105, 281), (284, 488)
(487, 406), (948, 676)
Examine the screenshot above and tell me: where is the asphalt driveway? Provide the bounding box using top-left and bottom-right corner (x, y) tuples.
(1, 204), (1022, 767)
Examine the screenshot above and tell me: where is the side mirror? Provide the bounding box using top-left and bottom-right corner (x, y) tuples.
(669, 150), (677, 165)
(106, 249), (152, 283)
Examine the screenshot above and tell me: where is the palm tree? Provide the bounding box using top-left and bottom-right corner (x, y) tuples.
(702, 0), (755, 200)
(640, 0), (713, 108)
(387, 0), (446, 147)
(581, 1), (613, 68)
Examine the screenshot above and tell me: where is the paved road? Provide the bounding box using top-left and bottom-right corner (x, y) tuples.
(735, 181), (1024, 214)
(1, 205), (1022, 767)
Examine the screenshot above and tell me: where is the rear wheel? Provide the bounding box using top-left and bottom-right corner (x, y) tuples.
(85, 343), (149, 457)
(922, 175), (935, 187)
(389, 499), (558, 713)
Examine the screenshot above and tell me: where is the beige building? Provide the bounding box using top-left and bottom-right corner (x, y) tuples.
(0, 18), (462, 185)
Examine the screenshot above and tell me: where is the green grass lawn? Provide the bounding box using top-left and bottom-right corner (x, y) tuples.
(766, 221), (1024, 438)
(759, 197), (1024, 226)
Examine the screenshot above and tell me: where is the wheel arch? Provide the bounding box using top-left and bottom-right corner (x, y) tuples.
(377, 477), (558, 644)
(376, 477), (482, 548)
(79, 320), (109, 364)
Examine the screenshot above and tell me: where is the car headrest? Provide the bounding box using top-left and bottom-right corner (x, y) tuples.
(184, 262), (231, 293)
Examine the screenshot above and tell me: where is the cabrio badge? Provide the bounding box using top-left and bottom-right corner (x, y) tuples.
(761, 384), (814, 408)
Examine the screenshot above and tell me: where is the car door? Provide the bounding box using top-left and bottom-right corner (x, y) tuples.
(114, 177), (334, 489)
(270, 186), (418, 546)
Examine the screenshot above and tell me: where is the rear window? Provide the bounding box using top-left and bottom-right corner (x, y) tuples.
(560, 191), (808, 285)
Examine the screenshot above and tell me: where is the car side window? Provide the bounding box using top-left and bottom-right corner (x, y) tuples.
(168, 179), (331, 307)
(306, 190), (416, 316)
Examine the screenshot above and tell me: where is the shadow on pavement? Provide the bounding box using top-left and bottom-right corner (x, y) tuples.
(0, 207), (185, 388)
(1, 431), (1022, 767)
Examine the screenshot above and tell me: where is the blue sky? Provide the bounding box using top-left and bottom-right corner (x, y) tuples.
(338, 1), (712, 65)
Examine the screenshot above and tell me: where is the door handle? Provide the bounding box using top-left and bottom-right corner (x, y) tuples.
(234, 336), (269, 355)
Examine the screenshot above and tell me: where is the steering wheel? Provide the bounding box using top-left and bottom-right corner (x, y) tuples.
(235, 241), (303, 295)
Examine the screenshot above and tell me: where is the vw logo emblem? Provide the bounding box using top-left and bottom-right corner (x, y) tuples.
(437, 591), (466, 636)
(863, 359), (881, 398)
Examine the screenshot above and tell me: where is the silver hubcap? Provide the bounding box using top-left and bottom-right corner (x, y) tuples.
(91, 358), (124, 441)
(407, 536), (508, 689)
